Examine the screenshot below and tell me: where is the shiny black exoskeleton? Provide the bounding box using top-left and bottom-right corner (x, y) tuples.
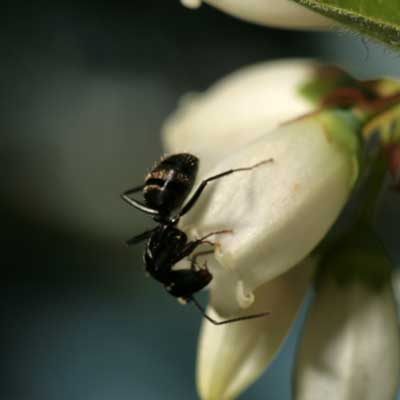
(122, 153), (272, 325)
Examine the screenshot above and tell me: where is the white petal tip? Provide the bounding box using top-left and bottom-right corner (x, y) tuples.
(236, 280), (255, 309)
(181, 0), (202, 9)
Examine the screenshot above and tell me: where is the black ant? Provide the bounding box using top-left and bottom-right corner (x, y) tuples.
(122, 153), (272, 325)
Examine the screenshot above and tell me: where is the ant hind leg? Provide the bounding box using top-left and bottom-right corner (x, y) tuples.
(190, 296), (270, 326)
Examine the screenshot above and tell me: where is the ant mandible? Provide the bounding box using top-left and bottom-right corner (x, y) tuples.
(121, 153), (272, 325)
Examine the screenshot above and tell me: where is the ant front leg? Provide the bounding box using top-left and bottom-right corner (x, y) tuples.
(173, 230), (232, 264)
(190, 250), (214, 271)
(178, 158), (273, 217)
(166, 231), (232, 294)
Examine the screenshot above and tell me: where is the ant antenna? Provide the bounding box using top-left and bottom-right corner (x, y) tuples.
(190, 296), (270, 326)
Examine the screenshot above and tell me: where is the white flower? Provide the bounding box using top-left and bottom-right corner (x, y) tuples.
(197, 257), (316, 400)
(162, 60), (360, 399)
(294, 280), (400, 400)
(179, 0), (333, 29)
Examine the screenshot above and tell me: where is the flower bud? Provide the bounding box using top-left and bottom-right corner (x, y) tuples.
(180, 0), (333, 29)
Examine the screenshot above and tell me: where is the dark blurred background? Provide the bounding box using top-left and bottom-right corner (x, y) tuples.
(1, 1), (399, 399)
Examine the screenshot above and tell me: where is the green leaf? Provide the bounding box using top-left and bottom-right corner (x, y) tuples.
(316, 224), (392, 291)
(292, 0), (400, 48)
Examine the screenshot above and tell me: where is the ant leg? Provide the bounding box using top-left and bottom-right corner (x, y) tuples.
(123, 185), (144, 196)
(176, 230), (232, 262)
(125, 228), (154, 246)
(191, 250), (214, 263)
(190, 250), (214, 271)
(190, 296), (270, 326)
(179, 158), (273, 217)
(199, 229), (233, 243)
(121, 185), (160, 217)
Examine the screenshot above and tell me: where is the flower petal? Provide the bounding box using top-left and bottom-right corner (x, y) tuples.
(180, 0), (333, 29)
(197, 257), (315, 400)
(294, 280), (400, 400)
(180, 111), (359, 316)
(162, 60), (316, 174)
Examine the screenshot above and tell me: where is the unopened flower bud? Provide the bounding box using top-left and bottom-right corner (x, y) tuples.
(180, 0), (333, 29)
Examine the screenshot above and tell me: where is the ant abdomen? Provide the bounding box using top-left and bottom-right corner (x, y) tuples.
(143, 153), (199, 213)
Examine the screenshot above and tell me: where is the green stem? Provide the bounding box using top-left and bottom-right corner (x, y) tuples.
(357, 150), (387, 225)
(313, 144), (390, 288)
